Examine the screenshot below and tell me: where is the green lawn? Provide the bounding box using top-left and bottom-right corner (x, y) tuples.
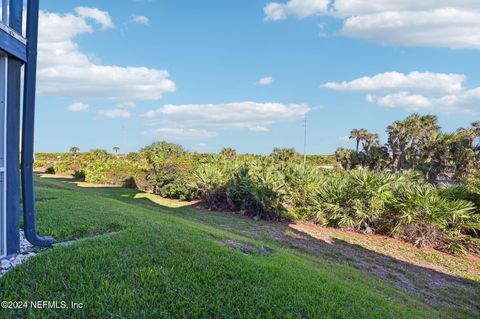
(0, 175), (476, 318)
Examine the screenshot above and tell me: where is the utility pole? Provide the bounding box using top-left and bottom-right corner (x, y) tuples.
(303, 115), (307, 166)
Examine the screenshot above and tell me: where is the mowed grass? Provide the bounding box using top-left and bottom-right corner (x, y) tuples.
(0, 176), (469, 318)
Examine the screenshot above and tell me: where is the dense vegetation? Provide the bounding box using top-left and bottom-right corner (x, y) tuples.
(34, 114), (480, 254)
(336, 114), (480, 180)
(4, 175), (467, 319)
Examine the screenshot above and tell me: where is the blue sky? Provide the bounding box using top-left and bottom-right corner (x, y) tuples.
(35, 0), (480, 154)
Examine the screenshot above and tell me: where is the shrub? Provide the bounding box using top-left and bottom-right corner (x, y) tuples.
(33, 160), (48, 170)
(312, 169), (397, 231)
(84, 160), (147, 189)
(226, 164), (287, 220)
(148, 156), (196, 200)
(191, 161), (230, 209)
(53, 157), (83, 176)
(34, 141), (480, 254)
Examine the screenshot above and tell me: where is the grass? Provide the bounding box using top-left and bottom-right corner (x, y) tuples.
(0, 175), (478, 318)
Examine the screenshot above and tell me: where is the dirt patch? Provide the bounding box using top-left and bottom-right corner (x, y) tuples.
(218, 239), (274, 256)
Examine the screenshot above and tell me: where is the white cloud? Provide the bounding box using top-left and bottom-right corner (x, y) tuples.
(145, 128), (218, 139)
(265, 1), (480, 49)
(130, 14), (149, 25)
(325, 71), (480, 114)
(368, 89), (480, 114)
(74, 7), (114, 29)
(332, 1), (480, 16)
(367, 92), (433, 111)
(341, 9), (480, 49)
(68, 102), (89, 112)
(37, 8), (176, 101)
(97, 108), (132, 119)
(264, 0), (329, 20)
(249, 126), (269, 132)
(321, 71), (465, 94)
(143, 102), (310, 138)
(258, 76), (273, 86)
(117, 102), (137, 109)
(144, 101), (309, 128)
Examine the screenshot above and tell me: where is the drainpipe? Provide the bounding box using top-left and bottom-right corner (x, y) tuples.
(21, 0), (53, 247)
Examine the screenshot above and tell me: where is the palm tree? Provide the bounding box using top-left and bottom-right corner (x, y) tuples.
(350, 128), (369, 153)
(69, 146), (80, 157)
(363, 133), (379, 153)
(350, 129), (359, 153)
(387, 114), (439, 171)
(113, 146), (120, 154)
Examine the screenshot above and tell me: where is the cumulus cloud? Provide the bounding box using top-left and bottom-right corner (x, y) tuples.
(265, 1), (480, 49)
(258, 76), (273, 86)
(117, 101), (137, 109)
(367, 92), (434, 111)
(366, 90), (480, 114)
(264, 0), (329, 20)
(323, 71), (480, 114)
(321, 72), (465, 94)
(68, 102), (90, 112)
(341, 9), (480, 49)
(37, 8), (175, 101)
(332, 1), (480, 16)
(249, 126), (269, 132)
(74, 7), (114, 29)
(144, 102), (310, 128)
(96, 108), (132, 119)
(144, 128), (218, 139)
(143, 102), (310, 138)
(129, 14), (149, 25)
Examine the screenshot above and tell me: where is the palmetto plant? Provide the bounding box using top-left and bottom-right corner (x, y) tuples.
(270, 147), (298, 163)
(40, 119), (480, 254)
(219, 147), (237, 160)
(313, 169), (396, 231)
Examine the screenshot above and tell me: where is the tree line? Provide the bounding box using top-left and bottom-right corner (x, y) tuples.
(336, 114), (480, 181)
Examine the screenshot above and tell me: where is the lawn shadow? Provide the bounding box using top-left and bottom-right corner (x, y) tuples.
(266, 223), (480, 316)
(35, 173), (480, 317)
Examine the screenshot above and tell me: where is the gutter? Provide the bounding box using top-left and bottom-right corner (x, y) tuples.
(20, 0), (53, 247)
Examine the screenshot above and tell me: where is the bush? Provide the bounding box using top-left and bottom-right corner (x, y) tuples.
(148, 155), (196, 200)
(84, 160), (147, 189)
(53, 157), (83, 176)
(226, 164), (287, 220)
(34, 142), (480, 254)
(33, 160), (48, 170)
